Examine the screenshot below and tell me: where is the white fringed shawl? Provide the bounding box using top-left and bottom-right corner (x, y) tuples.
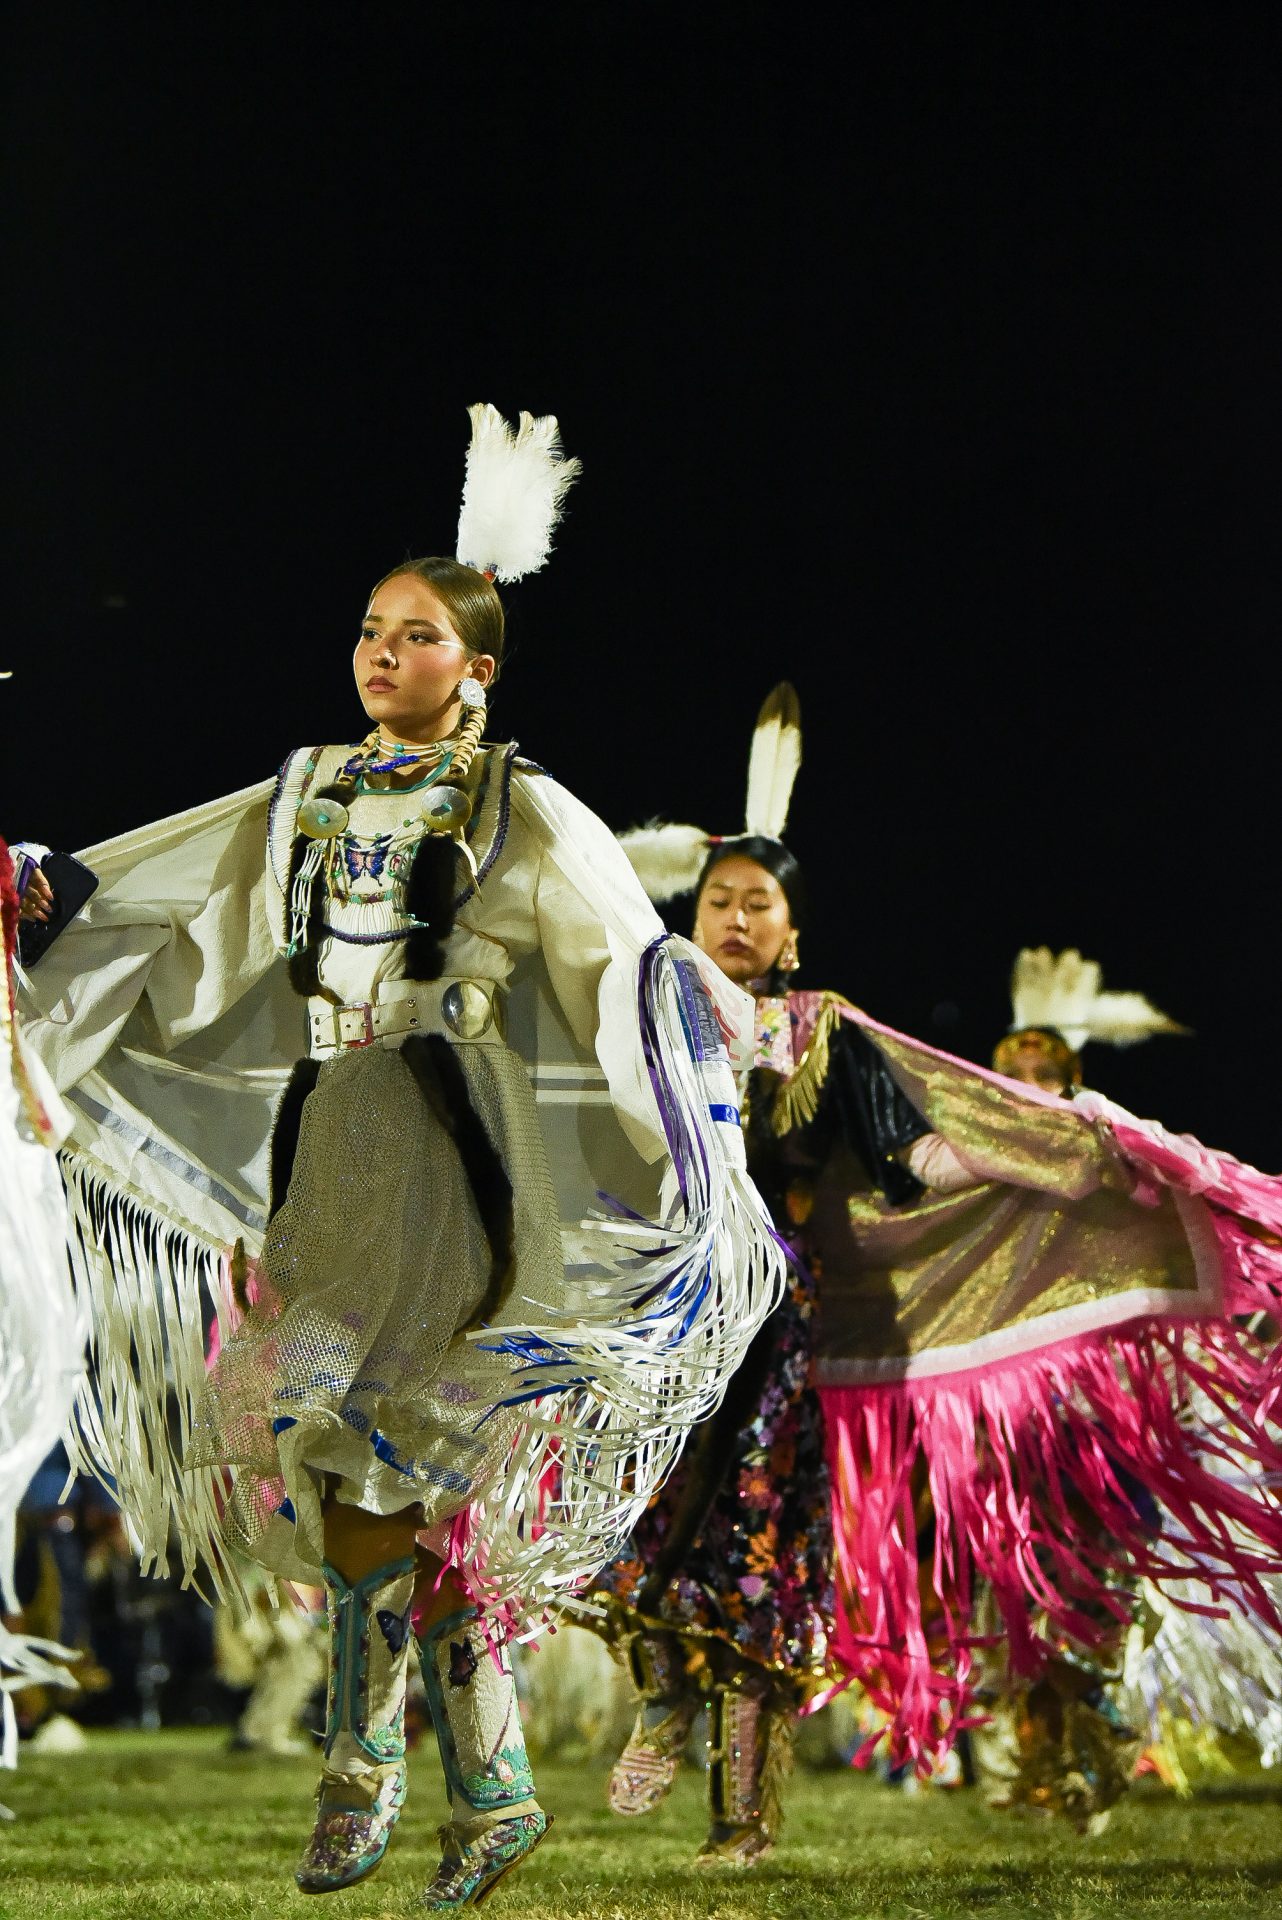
(0, 975), (84, 1762)
(19, 759), (784, 1626)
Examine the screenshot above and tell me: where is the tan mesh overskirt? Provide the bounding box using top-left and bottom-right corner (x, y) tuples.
(188, 1039), (566, 1581)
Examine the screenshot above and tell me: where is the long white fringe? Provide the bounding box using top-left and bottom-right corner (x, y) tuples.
(0, 1067), (86, 1763)
(460, 937), (785, 1629)
(52, 942), (783, 1639)
(59, 1154), (244, 1606)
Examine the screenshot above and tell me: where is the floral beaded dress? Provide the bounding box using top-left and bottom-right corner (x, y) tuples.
(591, 989), (929, 1699)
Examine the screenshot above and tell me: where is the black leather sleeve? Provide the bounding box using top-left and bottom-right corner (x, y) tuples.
(810, 1021), (931, 1205)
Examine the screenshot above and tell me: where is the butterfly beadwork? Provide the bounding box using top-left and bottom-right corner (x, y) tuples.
(448, 1637), (479, 1688)
(343, 835), (391, 884)
(376, 1604), (411, 1655)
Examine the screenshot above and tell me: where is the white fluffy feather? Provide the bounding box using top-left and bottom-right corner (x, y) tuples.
(1009, 947), (1188, 1051)
(743, 683), (801, 838)
(455, 402), (582, 583)
(1083, 990), (1190, 1047)
(618, 823), (710, 903)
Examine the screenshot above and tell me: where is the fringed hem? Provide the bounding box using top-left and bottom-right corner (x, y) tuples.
(822, 1289), (1282, 1771)
(569, 1590), (832, 1705)
(771, 992), (847, 1137)
(61, 1153), (246, 1605)
(820, 1098), (1282, 1774)
(57, 936), (784, 1637)
(448, 937), (787, 1637)
(0, 1626), (79, 1768)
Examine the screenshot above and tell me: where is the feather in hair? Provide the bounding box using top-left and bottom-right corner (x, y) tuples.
(1009, 947), (1188, 1052)
(743, 683), (801, 838)
(455, 402), (582, 583)
(618, 823), (711, 903)
(1079, 990), (1190, 1047)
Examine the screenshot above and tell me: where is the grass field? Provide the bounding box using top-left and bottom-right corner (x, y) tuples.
(2, 1731), (1281, 1920)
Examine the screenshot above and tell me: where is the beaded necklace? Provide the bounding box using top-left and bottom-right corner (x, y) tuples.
(343, 731), (450, 787)
(287, 708), (487, 958)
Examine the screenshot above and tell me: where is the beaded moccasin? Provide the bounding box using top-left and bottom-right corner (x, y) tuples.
(296, 1762), (408, 1894)
(421, 1810), (552, 1910)
(694, 1817), (776, 1868)
(295, 1554), (415, 1893)
(607, 1701), (698, 1815)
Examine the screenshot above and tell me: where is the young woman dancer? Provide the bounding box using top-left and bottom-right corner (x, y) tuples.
(593, 690), (977, 1861)
(593, 687), (1282, 1855)
(13, 408), (784, 1907)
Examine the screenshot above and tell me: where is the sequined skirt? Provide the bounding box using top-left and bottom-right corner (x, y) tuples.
(591, 1264), (835, 1687)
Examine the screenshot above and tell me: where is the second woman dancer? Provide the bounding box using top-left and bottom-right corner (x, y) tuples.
(591, 685), (1282, 1860)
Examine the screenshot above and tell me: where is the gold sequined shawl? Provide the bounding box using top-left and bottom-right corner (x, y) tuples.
(801, 1001), (1219, 1384)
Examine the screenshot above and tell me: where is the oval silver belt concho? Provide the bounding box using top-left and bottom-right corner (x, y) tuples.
(442, 980), (494, 1039)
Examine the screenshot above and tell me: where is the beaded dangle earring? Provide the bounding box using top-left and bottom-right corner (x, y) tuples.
(418, 676), (487, 841)
(778, 932), (800, 974)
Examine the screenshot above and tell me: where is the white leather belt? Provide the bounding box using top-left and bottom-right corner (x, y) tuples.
(308, 978), (502, 1057)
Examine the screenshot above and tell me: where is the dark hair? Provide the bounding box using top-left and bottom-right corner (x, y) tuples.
(369, 556), (506, 678)
(694, 835), (807, 991)
(695, 835), (807, 932)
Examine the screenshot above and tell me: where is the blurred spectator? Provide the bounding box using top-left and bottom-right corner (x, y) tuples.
(215, 1567), (324, 1756)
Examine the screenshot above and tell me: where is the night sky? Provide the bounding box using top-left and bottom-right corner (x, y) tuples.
(5, 6), (1280, 1164)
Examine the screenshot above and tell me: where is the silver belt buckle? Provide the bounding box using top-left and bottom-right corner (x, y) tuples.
(337, 1001), (376, 1048)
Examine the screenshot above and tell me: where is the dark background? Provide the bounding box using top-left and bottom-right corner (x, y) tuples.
(4, 5), (1279, 1162)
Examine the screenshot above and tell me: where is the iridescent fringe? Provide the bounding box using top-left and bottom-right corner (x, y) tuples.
(1121, 1573), (1282, 1774)
(821, 1111), (1282, 1773)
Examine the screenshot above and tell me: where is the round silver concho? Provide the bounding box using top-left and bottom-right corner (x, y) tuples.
(297, 796), (350, 839)
(442, 980), (494, 1039)
(422, 784), (473, 833)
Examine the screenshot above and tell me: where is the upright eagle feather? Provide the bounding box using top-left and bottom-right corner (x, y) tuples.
(743, 683), (802, 840)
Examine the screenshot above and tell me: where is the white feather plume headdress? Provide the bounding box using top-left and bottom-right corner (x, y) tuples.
(1008, 947), (1190, 1053)
(454, 402), (582, 584)
(619, 684), (802, 903)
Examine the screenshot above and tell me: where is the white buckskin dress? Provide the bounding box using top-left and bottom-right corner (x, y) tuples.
(19, 741), (784, 1628)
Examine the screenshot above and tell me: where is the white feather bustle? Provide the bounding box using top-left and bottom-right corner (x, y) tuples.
(455, 402), (582, 584)
(617, 823), (711, 904)
(1009, 947), (1189, 1053)
(619, 684), (803, 904)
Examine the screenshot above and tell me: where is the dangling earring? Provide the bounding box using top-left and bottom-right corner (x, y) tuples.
(449, 675), (487, 787)
(778, 932), (800, 974)
(421, 678), (489, 843)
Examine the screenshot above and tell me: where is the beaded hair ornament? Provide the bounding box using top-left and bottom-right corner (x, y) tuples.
(992, 947), (1189, 1081)
(288, 403), (580, 954)
(620, 683), (802, 905)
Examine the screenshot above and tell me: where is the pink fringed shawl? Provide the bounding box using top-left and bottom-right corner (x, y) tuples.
(801, 998), (1282, 1767)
